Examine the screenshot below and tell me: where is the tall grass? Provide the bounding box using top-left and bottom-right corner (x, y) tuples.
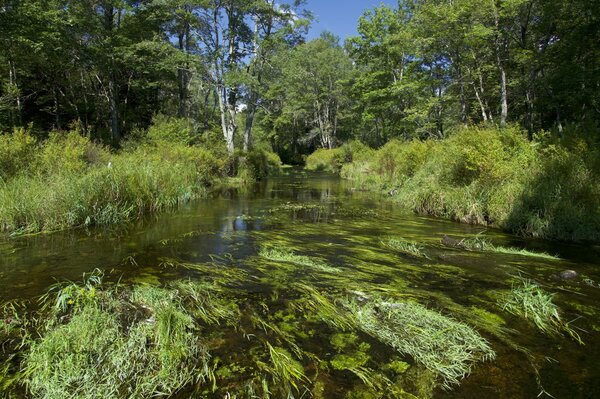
(326, 126), (600, 241)
(0, 119), (280, 235)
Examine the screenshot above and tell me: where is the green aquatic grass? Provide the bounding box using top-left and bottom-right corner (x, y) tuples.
(500, 280), (583, 344)
(14, 274), (254, 399)
(486, 245), (559, 260)
(460, 235), (559, 260)
(259, 247), (340, 273)
(23, 303), (208, 399)
(345, 298), (495, 389)
(382, 237), (427, 258)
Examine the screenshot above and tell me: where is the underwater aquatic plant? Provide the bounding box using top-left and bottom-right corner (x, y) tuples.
(344, 298), (495, 389)
(381, 237), (428, 258)
(458, 234), (559, 260)
(259, 247), (340, 273)
(500, 280), (583, 344)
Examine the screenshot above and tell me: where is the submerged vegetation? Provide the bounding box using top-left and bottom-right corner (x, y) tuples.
(382, 237), (428, 259)
(346, 298), (495, 389)
(259, 246), (340, 273)
(500, 280), (583, 344)
(442, 233), (560, 260)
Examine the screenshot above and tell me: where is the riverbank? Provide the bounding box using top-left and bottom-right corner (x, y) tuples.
(306, 126), (600, 241)
(0, 119), (281, 236)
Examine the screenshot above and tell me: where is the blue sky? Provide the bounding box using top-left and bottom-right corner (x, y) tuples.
(304, 1), (397, 40)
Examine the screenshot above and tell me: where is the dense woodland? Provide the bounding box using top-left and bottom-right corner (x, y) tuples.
(1, 0), (599, 157)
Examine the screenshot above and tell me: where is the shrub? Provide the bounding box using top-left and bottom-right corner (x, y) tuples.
(36, 130), (110, 175)
(305, 141), (373, 173)
(0, 127), (37, 180)
(146, 114), (196, 145)
(236, 148), (282, 181)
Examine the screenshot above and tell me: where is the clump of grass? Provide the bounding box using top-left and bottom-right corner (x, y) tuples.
(500, 280), (583, 344)
(460, 235), (559, 260)
(15, 273), (249, 398)
(382, 237), (427, 258)
(345, 298), (495, 389)
(485, 245), (559, 260)
(259, 247), (340, 273)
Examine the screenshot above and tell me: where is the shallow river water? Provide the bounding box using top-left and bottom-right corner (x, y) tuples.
(1, 169), (599, 398)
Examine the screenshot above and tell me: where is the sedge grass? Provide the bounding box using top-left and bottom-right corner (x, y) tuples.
(500, 280), (583, 344)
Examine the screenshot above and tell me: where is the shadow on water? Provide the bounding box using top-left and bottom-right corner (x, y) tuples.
(1, 167), (599, 398)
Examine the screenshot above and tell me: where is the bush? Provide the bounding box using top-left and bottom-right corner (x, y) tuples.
(0, 127), (37, 180)
(305, 141), (374, 173)
(236, 149), (282, 181)
(146, 114), (196, 145)
(36, 131), (110, 175)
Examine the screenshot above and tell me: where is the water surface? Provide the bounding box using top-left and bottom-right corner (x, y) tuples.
(1, 169), (599, 398)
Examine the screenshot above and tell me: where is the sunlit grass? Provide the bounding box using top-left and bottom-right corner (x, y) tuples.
(259, 246), (340, 273)
(382, 237), (428, 258)
(460, 235), (560, 260)
(500, 280), (583, 344)
(345, 297), (495, 389)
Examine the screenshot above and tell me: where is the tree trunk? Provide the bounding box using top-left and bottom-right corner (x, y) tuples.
(243, 99), (256, 152)
(8, 59), (22, 125)
(493, 5), (508, 127)
(108, 75), (120, 141)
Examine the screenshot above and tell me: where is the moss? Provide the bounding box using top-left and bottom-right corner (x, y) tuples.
(387, 360), (411, 374)
(330, 332), (360, 351)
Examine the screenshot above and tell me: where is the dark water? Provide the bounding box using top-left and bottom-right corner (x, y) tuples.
(1, 168), (599, 398)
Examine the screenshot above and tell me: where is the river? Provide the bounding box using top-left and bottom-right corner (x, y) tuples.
(1, 168), (599, 398)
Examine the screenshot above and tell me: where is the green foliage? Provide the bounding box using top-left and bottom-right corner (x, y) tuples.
(381, 237), (427, 259)
(260, 246), (340, 273)
(23, 286), (210, 399)
(335, 126), (600, 241)
(236, 149), (282, 181)
(500, 280), (583, 344)
(346, 298), (495, 389)
(0, 127), (37, 180)
(36, 131), (110, 175)
(306, 141), (374, 172)
(146, 115), (196, 145)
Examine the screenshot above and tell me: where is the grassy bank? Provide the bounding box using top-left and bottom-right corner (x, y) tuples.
(0, 118), (281, 235)
(306, 127), (600, 241)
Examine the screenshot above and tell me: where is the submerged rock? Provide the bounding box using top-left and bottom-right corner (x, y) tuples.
(441, 235), (465, 249)
(559, 270), (579, 279)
